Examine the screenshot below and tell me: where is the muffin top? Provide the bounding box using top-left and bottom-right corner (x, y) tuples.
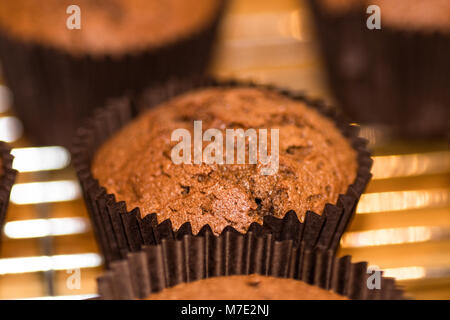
(319, 0), (450, 32)
(373, 0), (450, 32)
(0, 0), (220, 56)
(146, 274), (347, 300)
(92, 87), (357, 234)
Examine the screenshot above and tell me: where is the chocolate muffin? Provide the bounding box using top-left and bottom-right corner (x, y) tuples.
(92, 87), (358, 235)
(309, 0), (450, 137)
(73, 79), (373, 265)
(0, 0), (224, 146)
(146, 274), (347, 300)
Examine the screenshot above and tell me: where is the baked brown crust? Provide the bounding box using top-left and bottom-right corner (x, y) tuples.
(92, 87), (357, 235)
(319, 0), (450, 32)
(0, 0), (220, 56)
(146, 274), (347, 300)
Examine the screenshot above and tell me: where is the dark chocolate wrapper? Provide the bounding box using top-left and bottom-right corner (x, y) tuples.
(0, 1), (226, 147)
(0, 141), (17, 249)
(72, 77), (373, 267)
(308, 1), (450, 138)
(96, 234), (407, 300)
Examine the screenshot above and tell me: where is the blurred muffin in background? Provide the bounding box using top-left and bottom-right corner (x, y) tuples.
(146, 275), (348, 300)
(309, 0), (450, 138)
(0, 0), (225, 147)
(96, 238), (407, 300)
(72, 79), (373, 264)
(91, 86), (359, 235)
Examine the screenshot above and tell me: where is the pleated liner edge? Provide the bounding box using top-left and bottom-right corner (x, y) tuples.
(97, 237), (406, 300)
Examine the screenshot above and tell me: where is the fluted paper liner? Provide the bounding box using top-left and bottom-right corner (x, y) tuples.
(72, 78), (373, 267)
(308, 0), (450, 137)
(0, 1), (226, 147)
(96, 235), (406, 300)
(0, 141), (17, 249)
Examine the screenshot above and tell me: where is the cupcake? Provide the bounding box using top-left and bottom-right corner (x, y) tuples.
(309, 0), (450, 137)
(0, 0), (225, 146)
(0, 141), (17, 247)
(96, 235), (406, 300)
(72, 78), (372, 265)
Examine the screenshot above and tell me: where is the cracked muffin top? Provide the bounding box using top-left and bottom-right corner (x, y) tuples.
(146, 274), (347, 300)
(0, 0), (220, 56)
(92, 87), (357, 234)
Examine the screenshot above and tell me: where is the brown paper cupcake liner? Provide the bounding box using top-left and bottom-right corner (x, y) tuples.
(96, 235), (406, 300)
(0, 141), (17, 249)
(72, 77), (373, 267)
(0, 1), (226, 147)
(308, 1), (450, 138)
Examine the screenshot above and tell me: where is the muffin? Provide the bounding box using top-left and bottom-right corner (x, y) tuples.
(73, 78), (372, 265)
(146, 274), (347, 300)
(0, 0), (225, 146)
(96, 235), (407, 300)
(309, 0), (450, 137)
(0, 141), (17, 247)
